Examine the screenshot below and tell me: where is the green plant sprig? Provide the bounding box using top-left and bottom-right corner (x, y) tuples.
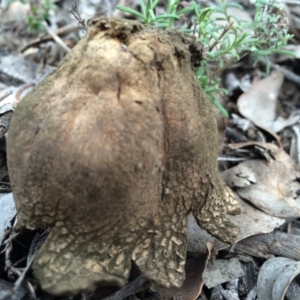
(117, 0), (295, 117)
(17, 0), (57, 32)
(116, 0), (194, 27)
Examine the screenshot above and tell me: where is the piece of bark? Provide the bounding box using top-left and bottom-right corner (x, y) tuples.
(233, 231), (300, 261)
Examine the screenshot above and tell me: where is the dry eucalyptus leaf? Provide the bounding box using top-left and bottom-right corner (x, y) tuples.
(7, 17), (240, 295)
(203, 258), (244, 289)
(237, 70), (292, 135)
(233, 231), (300, 261)
(257, 257), (300, 300)
(226, 143), (300, 218)
(230, 159), (300, 218)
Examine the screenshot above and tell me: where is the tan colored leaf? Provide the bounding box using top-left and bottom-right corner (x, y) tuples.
(237, 70), (286, 135)
(225, 159), (300, 218)
(257, 257), (300, 300)
(203, 258), (244, 289)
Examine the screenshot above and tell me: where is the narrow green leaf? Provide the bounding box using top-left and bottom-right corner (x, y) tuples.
(139, 0), (146, 14)
(176, 6), (195, 15)
(210, 97), (229, 118)
(115, 6), (145, 20)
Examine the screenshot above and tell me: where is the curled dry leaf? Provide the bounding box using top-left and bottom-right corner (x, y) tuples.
(225, 159), (300, 218)
(7, 17), (240, 295)
(257, 257), (300, 300)
(225, 143), (300, 218)
(203, 258), (244, 289)
(237, 70), (299, 135)
(237, 70), (282, 132)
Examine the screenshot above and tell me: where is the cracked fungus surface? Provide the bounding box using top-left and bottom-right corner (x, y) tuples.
(7, 17), (240, 295)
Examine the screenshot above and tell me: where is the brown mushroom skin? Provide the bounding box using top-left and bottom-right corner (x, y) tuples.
(7, 17), (240, 295)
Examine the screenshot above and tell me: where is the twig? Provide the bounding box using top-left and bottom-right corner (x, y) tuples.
(217, 157), (249, 162)
(209, 22), (234, 52)
(20, 24), (79, 53)
(15, 83), (35, 104)
(42, 22), (71, 53)
(13, 255), (35, 291)
(70, 1), (86, 29)
(4, 231), (19, 278)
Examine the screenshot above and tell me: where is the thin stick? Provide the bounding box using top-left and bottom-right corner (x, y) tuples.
(42, 22), (71, 53)
(70, 1), (86, 29)
(20, 24), (79, 53)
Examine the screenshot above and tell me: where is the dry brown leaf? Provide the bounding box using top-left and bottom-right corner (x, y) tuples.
(237, 70), (299, 136)
(228, 142), (298, 171)
(225, 159), (300, 218)
(203, 258), (244, 289)
(233, 231), (300, 261)
(224, 143), (300, 225)
(257, 257), (300, 300)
